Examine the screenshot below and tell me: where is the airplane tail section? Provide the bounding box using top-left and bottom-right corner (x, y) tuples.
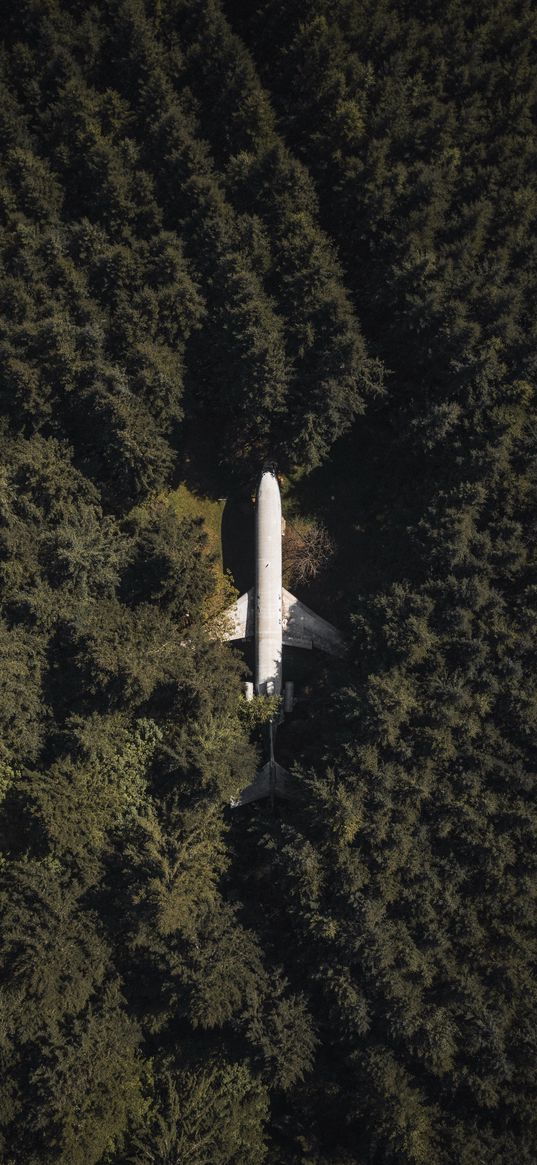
(272, 762), (301, 801)
(230, 761), (300, 808)
(230, 762), (271, 807)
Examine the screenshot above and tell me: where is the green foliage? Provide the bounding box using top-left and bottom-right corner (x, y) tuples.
(130, 1059), (268, 1165)
(1, 2), (537, 1163)
(238, 693), (282, 729)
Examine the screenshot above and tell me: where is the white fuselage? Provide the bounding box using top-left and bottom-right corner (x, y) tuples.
(255, 470), (283, 696)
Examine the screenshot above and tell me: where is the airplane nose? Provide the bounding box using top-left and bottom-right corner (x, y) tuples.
(258, 469), (281, 505)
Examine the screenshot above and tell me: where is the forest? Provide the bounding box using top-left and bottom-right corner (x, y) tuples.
(1, 1), (536, 1162)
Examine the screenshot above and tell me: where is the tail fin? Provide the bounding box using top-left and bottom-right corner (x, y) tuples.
(230, 761), (300, 808)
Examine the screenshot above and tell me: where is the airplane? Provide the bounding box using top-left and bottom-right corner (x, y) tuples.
(221, 463), (345, 807)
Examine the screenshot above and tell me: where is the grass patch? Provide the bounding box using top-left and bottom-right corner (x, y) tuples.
(163, 484), (226, 571)
(165, 485), (238, 619)
(137, 484), (237, 621)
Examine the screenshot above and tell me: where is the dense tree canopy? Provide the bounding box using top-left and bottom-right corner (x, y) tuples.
(1, 1), (536, 1163)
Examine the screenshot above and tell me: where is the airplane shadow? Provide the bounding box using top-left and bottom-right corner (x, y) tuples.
(220, 495), (255, 596)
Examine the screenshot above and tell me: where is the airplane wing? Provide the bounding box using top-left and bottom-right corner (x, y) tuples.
(282, 588), (345, 656)
(220, 587), (254, 641)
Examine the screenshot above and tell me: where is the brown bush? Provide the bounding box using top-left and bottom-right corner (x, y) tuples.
(282, 517), (334, 588)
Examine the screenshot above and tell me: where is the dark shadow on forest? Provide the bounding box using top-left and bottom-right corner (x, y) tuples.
(175, 425), (232, 499)
(288, 409), (436, 613)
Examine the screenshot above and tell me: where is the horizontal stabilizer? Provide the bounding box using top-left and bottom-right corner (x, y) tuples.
(219, 587), (254, 641)
(282, 588), (345, 656)
(273, 762), (302, 801)
(230, 761), (301, 808)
